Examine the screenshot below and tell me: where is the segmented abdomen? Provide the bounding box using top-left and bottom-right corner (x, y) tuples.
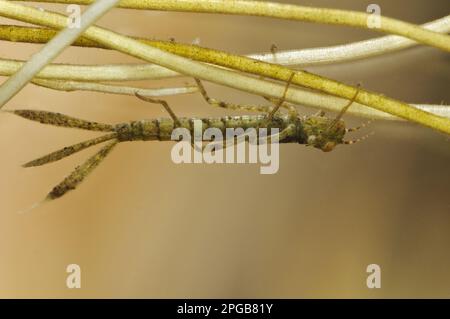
(115, 115), (293, 142)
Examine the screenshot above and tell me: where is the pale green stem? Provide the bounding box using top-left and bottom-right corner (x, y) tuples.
(0, 58), (178, 80)
(32, 79), (198, 97)
(0, 0), (120, 108)
(0, 1), (449, 134)
(2, 60), (447, 121)
(251, 15), (450, 66)
(13, 0), (450, 52)
(2, 14), (449, 67)
(8, 71), (448, 121)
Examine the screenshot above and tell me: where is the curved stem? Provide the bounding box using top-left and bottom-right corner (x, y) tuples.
(32, 79), (198, 97)
(250, 15), (450, 66)
(1, 1), (449, 134)
(0, 0), (120, 108)
(1, 57), (448, 121)
(13, 0), (450, 52)
(0, 58), (178, 80)
(2, 14), (450, 67)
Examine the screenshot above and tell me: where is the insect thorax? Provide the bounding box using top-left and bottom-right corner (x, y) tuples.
(300, 115), (346, 151)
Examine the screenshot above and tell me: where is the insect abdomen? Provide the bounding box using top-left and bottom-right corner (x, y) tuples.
(115, 119), (160, 141)
(116, 115), (296, 142)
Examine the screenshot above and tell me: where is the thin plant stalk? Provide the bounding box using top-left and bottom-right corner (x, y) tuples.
(32, 79), (198, 97)
(13, 0), (450, 52)
(1, 14), (449, 67)
(0, 0), (120, 108)
(1, 1), (449, 134)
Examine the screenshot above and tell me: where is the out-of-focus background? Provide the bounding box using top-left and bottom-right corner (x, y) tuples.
(0, 0), (449, 298)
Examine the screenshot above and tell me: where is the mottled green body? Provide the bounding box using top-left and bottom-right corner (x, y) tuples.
(11, 109), (347, 149)
(114, 114), (343, 145)
(113, 114), (346, 151)
(10, 109), (348, 200)
(115, 115), (295, 141)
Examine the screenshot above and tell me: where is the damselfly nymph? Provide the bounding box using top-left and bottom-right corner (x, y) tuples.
(6, 77), (370, 202)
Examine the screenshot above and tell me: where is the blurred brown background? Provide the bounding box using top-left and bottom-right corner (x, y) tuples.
(0, 0), (449, 298)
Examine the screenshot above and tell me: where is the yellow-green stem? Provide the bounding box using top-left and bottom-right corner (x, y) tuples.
(13, 0), (450, 52)
(1, 1), (449, 134)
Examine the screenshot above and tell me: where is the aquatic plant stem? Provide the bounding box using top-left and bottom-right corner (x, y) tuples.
(1, 1), (449, 134)
(0, 0), (120, 108)
(13, 0), (450, 52)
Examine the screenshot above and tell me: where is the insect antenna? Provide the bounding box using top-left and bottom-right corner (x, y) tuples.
(343, 132), (375, 145)
(23, 133), (118, 167)
(195, 78), (273, 113)
(45, 139), (119, 201)
(5, 109), (115, 132)
(345, 120), (372, 133)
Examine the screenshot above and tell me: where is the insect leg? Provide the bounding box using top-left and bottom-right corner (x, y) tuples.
(203, 124), (296, 154)
(328, 84), (361, 130)
(201, 131), (254, 154)
(135, 92), (181, 127)
(266, 72), (296, 122)
(46, 139), (119, 201)
(263, 96), (298, 119)
(265, 124), (296, 144)
(314, 110), (326, 117)
(279, 124), (297, 140)
(194, 78), (272, 113)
